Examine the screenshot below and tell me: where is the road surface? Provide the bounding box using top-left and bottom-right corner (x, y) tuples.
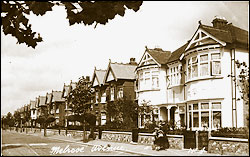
(1, 130), (142, 156)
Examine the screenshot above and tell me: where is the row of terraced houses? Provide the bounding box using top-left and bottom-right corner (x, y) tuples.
(14, 17), (249, 131)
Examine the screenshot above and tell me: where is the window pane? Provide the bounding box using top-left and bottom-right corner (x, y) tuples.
(200, 63), (209, 76)
(212, 61), (221, 75)
(192, 64), (198, 78)
(211, 53), (221, 60)
(201, 112), (209, 128)
(193, 104), (198, 110)
(145, 78), (150, 88)
(201, 103), (209, 109)
(189, 105), (192, 110)
(212, 102), (221, 109)
(145, 72), (150, 78)
(193, 112), (199, 127)
(200, 54), (208, 61)
(152, 76), (159, 87)
(213, 111), (221, 128)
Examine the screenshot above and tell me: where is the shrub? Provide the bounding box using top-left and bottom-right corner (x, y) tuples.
(211, 127), (249, 139)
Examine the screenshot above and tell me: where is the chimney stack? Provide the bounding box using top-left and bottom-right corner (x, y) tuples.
(212, 16), (228, 28)
(129, 58), (137, 65)
(86, 76), (90, 81)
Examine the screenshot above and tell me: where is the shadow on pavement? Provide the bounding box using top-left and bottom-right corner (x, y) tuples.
(2, 145), (23, 151)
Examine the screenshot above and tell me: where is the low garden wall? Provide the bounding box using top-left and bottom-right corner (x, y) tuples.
(137, 133), (184, 149)
(208, 137), (249, 155)
(101, 131), (132, 143)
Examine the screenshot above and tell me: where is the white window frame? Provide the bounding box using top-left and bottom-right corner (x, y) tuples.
(188, 101), (222, 131)
(117, 87), (123, 99)
(186, 50), (221, 82)
(110, 87), (114, 101)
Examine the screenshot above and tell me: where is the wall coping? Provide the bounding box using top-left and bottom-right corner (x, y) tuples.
(209, 136), (249, 142)
(138, 133), (183, 138)
(102, 131), (132, 135)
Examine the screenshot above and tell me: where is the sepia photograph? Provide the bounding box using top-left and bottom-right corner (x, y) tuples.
(1, 1), (249, 156)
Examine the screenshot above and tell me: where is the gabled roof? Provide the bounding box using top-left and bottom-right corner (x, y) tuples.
(91, 68), (106, 87)
(46, 93), (52, 104)
(52, 91), (65, 103)
(62, 84), (70, 98)
(104, 61), (137, 82)
(146, 48), (172, 65)
(200, 24), (248, 46)
(38, 96), (46, 106)
(168, 42), (189, 64)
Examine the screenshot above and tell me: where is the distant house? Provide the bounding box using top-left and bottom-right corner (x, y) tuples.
(103, 58), (138, 123)
(45, 92), (53, 127)
(51, 91), (65, 127)
(30, 100), (36, 127)
(38, 96), (47, 116)
(91, 68), (107, 126)
(62, 81), (80, 127)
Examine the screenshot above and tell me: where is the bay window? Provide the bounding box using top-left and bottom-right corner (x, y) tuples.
(188, 101), (222, 130)
(186, 50), (221, 81)
(137, 69), (160, 91)
(169, 65), (181, 86)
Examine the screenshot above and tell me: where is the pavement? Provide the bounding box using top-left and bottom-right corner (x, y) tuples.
(2, 128), (223, 156)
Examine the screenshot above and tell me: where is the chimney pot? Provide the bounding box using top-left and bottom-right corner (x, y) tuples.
(212, 16), (228, 28)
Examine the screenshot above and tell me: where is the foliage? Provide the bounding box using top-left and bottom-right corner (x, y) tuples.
(235, 60), (249, 105)
(71, 76), (93, 115)
(13, 111), (21, 126)
(106, 98), (139, 130)
(211, 127), (249, 139)
(69, 76), (96, 131)
(1, 1), (143, 48)
(2, 112), (15, 127)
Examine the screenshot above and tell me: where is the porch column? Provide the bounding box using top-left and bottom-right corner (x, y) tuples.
(167, 106), (171, 122)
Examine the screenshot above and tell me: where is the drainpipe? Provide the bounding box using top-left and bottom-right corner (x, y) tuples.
(230, 47), (237, 128)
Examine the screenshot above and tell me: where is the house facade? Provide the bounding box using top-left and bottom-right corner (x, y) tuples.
(135, 47), (172, 128)
(137, 17), (249, 130)
(103, 58), (138, 124)
(51, 91), (65, 127)
(91, 68), (107, 126)
(30, 100), (37, 127)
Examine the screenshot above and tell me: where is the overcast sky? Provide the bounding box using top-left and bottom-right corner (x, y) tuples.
(1, 1), (249, 115)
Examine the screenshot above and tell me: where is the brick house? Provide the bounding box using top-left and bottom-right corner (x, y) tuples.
(91, 68), (107, 126)
(30, 100), (36, 127)
(51, 91), (65, 127)
(103, 58), (138, 124)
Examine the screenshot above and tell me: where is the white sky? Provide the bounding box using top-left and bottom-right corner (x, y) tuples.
(1, 1), (249, 115)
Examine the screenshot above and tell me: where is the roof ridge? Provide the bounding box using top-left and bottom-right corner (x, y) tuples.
(201, 24), (229, 33)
